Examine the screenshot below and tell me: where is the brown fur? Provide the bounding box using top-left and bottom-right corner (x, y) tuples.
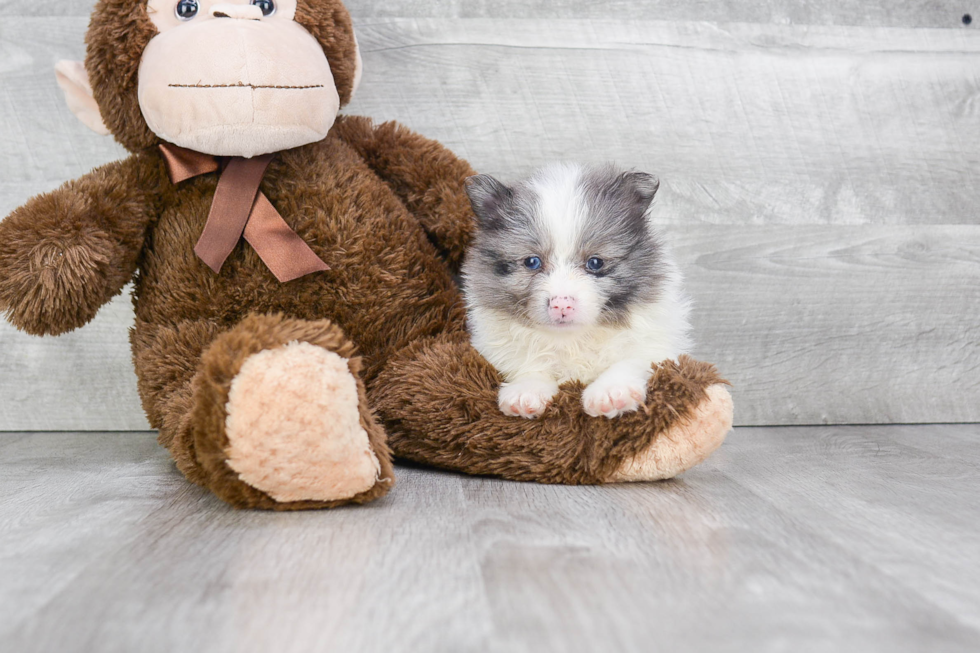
(373, 335), (726, 484)
(293, 0), (360, 107)
(189, 314), (393, 510)
(0, 0), (730, 509)
(332, 117), (477, 273)
(0, 151), (164, 335)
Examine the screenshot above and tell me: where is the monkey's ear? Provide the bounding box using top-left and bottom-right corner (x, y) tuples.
(54, 60), (110, 136)
(350, 31), (363, 100)
(465, 174), (514, 230)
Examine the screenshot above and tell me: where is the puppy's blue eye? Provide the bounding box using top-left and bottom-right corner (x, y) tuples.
(524, 257), (542, 270)
(586, 257), (604, 272)
(175, 0), (199, 20)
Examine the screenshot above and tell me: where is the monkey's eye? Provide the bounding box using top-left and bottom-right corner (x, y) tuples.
(175, 0), (199, 20)
(524, 257), (543, 270)
(251, 0), (277, 16)
(586, 257), (604, 272)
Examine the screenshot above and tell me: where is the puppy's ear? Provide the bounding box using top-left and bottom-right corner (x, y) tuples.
(619, 171), (660, 211)
(465, 174), (513, 230)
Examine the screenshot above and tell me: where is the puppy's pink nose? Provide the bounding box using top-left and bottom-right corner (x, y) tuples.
(548, 296), (577, 322)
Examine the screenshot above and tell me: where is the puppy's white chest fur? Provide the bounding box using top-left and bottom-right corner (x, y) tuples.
(469, 309), (624, 384)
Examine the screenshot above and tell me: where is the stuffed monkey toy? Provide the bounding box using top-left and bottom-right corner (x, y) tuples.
(0, 0), (733, 509)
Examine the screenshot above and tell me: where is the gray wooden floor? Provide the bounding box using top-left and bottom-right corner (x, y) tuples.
(1, 425), (978, 653)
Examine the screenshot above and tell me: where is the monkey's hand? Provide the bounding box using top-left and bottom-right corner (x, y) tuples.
(0, 202), (120, 336)
(333, 116), (477, 273)
(0, 156), (159, 336)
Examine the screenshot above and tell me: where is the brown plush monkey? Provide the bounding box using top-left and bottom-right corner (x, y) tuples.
(0, 0), (733, 510)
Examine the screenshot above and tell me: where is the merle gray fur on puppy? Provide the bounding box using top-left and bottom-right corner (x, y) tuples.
(464, 164), (669, 327)
(461, 163), (692, 420)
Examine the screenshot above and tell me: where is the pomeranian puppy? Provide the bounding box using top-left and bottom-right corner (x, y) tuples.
(462, 163), (691, 419)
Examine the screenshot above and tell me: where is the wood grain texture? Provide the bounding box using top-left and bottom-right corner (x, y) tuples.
(342, 1), (979, 29)
(347, 19), (980, 227)
(2, 0), (975, 30)
(2, 16), (979, 427)
(0, 291), (147, 430)
(1, 426), (979, 652)
(5, 16), (980, 224)
(0, 17), (127, 219)
(679, 224), (980, 425)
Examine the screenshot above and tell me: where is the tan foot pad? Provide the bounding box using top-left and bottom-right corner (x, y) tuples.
(608, 384), (734, 483)
(224, 341), (380, 502)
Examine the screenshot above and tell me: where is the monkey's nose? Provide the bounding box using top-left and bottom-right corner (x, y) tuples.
(211, 3), (263, 19)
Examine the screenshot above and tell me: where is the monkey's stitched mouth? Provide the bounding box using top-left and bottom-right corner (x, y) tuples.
(168, 83), (325, 90)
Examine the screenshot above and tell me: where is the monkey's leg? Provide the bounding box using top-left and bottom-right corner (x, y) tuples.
(133, 314), (394, 509)
(371, 333), (732, 485)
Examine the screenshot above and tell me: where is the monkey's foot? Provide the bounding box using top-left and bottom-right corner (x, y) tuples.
(171, 314), (393, 510)
(607, 384), (733, 482)
(224, 342), (381, 502)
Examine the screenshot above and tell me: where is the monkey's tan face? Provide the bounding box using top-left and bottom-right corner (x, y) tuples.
(139, 0), (347, 157)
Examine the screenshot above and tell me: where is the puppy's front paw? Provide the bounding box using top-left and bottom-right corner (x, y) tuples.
(583, 375), (647, 418)
(499, 378), (560, 419)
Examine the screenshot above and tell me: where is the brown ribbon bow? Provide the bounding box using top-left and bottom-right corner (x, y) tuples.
(159, 143), (329, 283)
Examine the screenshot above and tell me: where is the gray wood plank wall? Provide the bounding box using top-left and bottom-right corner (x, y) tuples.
(3, 0), (976, 28)
(1, 3), (978, 429)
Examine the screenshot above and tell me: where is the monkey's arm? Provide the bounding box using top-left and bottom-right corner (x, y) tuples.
(0, 152), (164, 336)
(334, 116), (477, 272)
